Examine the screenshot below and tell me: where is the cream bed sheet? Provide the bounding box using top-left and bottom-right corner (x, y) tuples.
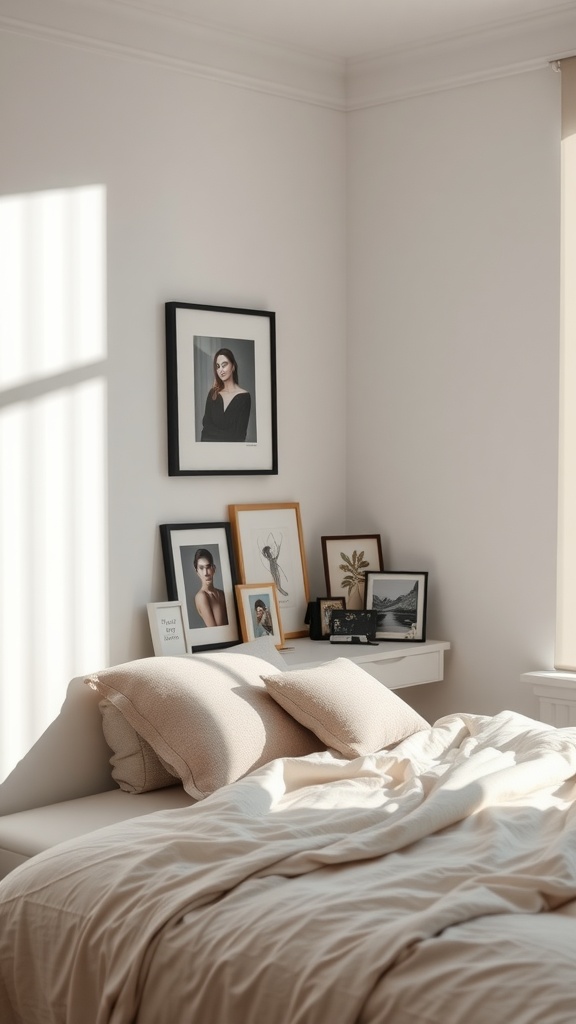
(1, 710), (576, 1024)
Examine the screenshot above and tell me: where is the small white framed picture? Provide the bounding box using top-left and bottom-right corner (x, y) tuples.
(234, 583), (285, 649)
(147, 601), (188, 655)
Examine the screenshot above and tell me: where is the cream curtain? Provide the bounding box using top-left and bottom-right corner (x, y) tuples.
(561, 56), (576, 139)
(556, 57), (576, 670)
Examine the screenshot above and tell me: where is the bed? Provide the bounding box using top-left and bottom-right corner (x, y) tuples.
(0, 644), (575, 1024)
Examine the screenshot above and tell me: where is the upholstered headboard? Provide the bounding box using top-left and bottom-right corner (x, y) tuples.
(0, 677), (114, 817)
(0, 638), (292, 817)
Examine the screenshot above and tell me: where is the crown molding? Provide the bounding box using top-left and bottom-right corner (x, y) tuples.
(0, 0), (347, 110)
(346, 5), (576, 109)
(2, 0), (576, 111)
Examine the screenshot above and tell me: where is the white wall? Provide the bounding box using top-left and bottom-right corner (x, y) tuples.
(0, 28), (347, 681)
(0, 11), (567, 739)
(347, 68), (561, 720)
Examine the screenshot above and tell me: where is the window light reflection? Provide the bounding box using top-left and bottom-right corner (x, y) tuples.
(0, 185), (108, 780)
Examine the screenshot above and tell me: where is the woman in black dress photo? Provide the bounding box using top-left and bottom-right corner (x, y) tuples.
(201, 348), (252, 442)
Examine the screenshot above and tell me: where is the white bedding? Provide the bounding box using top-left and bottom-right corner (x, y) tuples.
(1, 709), (576, 1024)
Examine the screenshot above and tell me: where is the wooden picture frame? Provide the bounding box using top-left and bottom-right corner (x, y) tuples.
(364, 570), (428, 642)
(234, 583), (285, 649)
(321, 534), (384, 609)
(159, 521), (240, 652)
(228, 502), (309, 638)
(165, 301), (277, 476)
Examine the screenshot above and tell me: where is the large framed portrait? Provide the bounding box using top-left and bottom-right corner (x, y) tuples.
(165, 301), (277, 476)
(364, 570), (428, 642)
(321, 534), (383, 609)
(228, 502), (309, 638)
(159, 521), (240, 652)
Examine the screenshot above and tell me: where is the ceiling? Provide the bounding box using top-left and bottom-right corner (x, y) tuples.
(112, 0), (576, 61)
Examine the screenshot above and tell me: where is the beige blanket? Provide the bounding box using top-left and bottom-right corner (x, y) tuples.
(1, 710), (576, 1024)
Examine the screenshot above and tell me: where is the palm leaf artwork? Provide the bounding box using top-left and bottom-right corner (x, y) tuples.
(338, 549), (370, 609)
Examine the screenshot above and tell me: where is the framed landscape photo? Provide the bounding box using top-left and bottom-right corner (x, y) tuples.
(229, 502), (309, 638)
(165, 301), (277, 476)
(321, 534), (383, 609)
(364, 570), (428, 642)
(147, 601), (188, 656)
(159, 521), (240, 652)
(234, 583), (285, 649)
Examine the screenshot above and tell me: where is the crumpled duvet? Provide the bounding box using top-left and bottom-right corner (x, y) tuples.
(1, 710), (576, 1024)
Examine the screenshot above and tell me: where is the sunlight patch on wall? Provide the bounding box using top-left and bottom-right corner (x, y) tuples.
(0, 186), (105, 385)
(0, 185), (108, 780)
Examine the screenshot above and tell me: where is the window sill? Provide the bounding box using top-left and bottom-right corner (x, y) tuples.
(521, 670), (576, 690)
(521, 670), (576, 726)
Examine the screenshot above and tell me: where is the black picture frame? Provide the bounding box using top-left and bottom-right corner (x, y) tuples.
(165, 301), (278, 476)
(364, 571), (428, 642)
(159, 521), (240, 652)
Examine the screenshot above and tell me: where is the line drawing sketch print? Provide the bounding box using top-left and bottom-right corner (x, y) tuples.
(259, 532), (289, 596)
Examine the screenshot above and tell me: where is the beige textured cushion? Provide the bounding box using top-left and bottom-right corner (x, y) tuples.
(99, 700), (178, 794)
(261, 658), (429, 758)
(98, 638), (286, 795)
(86, 653), (322, 799)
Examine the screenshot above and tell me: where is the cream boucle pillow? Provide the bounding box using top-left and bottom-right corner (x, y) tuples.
(261, 657), (429, 758)
(86, 653), (322, 799)
(97, 639), (286, 795)
(99, 699), (178, 794)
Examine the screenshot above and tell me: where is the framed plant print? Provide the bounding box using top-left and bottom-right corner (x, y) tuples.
(364, 571), (428, 642)
(321, 534), (383, 609)
(234, 583), (285, 649)
(165, 301), (277, 476)
(159, 521), (240, 652)
(228, 502), (309, 638)
(146, 601), (188, 656)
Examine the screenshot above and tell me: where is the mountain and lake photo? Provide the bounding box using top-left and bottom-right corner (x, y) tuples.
(372, 580), (419, 631)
